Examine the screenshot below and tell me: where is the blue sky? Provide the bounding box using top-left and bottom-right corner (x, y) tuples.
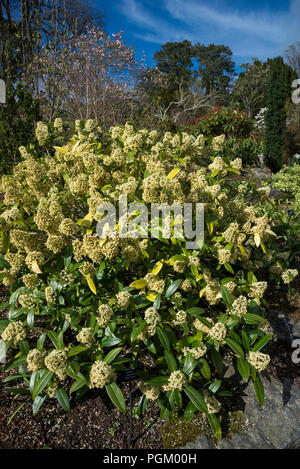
(98, 0), (300, 69)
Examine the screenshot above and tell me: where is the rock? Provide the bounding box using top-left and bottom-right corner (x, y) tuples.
(249, 167), (272, 180)
(183, 376), (300, 449)
(183, 434), (214, 449)
(269, 310), (294, 344)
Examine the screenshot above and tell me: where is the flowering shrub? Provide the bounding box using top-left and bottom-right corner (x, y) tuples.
(270, 164), (300, 215)
(0, 120), (298, 440)
(184, 108), (254, 139)
(183, 108), (260, 167)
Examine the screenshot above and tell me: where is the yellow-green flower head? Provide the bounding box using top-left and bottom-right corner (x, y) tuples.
(101, 238), (120, 260)
(22, 273), (39, 289)
(54, 118), (63, 133)
(208, 322), (227, 342)
(26, 348), (46, 372)
(45, 349), (68, 380)
(162, 370), (187, 392)
(45, 286), (56, 304)
(59, 218), (78, 237)
(5, 252), (25, 274)
(183, 343), (207, 359)
(116, 291), (132, 309)
(97, 304), (113, 327)
(172, 310), (187, 326)
(1, 321), (26, 347)
(79, 261), (96, 277)
(45, 380), (59, 399)
(144, 273), (165, 294)
(76, 327), (94, 347)
(18, 292), (36, 309)
(144, 307), (160, 336)
(138, 382), (160, 401)
(89, 360), (116, 389)
(231, 158), (243, 171)
(281, 269), (298, 284)
(248, 281), (268, 299)
(180, 279), (193, 292)
(25, 251), (44, 270)
(230, 295), (248, 318)
(35, 121), (49, 146)
(246, 351), (270, 372)
(173, 260), (186, 273)
(46, 234), (65, 254)
(212, 134), (226, 151)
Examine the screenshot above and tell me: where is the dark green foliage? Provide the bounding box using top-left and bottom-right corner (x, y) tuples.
(184, 107), (254, 139)
(264, 57), (297, 172)
(217, 137), (262, 167)
(193, 43), (235, 95)
(154, 40), (194, 90)
(0, 83), (40, 173)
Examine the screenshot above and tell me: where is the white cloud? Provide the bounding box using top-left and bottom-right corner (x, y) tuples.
(117, 0), (300, 61)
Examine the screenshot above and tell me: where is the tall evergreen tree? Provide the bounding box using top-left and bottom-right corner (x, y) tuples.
(264, 57), (296, 172)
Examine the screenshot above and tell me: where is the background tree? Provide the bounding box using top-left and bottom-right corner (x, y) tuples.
(0, 82), (40, 173)
(284, 42), (300, 77)
(154, 40), (194, 89)
(193, 43), (235, 96)
(232, 59), (270, 118)
(264, 57), (296, 172)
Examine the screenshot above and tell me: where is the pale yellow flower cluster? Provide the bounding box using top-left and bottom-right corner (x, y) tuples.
(76, 328), (94, 347)
(230, 296), (248, 318)
(54, 118), (63, 133)
(138, 382), (160, 401)
(183, 343), (207, 359)
(26, 349), (47, 371)
(246, 351), (270, 372)
(212, 134), (226, 151)
(173, 260), (186, 273)
(35, 121), (49, 146)
(45, 380), (59, 398)
(248, 282), (268, 299)
(144, 307), (161, 336)
(217, 248), (232, 265)
(45, 286), (56, 304)
(18, 292), (36, 309)
(162, 370), (187, 392)
(1, 321), (26, 346)
(5, 252), (25, 274)
(208, 322), (227, 342)
(172, 310), (187, 326)
(89, 360), (116, 388)
(22, 273), (39, 289)
(116, 291), (132, 309)
(281, 269), (298, 284)
(231, 158), (243, 170)
(45, 349), (68, 380)
(144, 273), (165, 294)
(59, 218), (78, 237)
(97, 304), (113, 327)
(180, 279), (193, 292)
